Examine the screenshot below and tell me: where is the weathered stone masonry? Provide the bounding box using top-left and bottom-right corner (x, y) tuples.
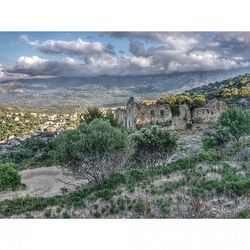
(115, 97), (227, 130)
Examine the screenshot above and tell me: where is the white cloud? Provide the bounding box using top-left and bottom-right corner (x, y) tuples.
(130, 56), (154, 68)
(19, 35), (40, 46)
(0, 64), (6, 78)
(6, 33), (250, 78)
(39, 38), (107, 58)
(17, 56), (48, 69)
(63, 57), (77, 64)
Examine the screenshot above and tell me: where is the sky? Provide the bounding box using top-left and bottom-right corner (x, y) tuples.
(1, 32), (250, 79)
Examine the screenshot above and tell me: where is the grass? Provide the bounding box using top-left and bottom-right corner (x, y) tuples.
(0, 155), (197, 217)
(163, 180), (185, 193)
(0, 147), (249, 218)
(159, 198), (172, 217)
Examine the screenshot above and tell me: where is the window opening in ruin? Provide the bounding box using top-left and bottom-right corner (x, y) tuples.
(151, 110), (155, 116)
(160, 110), (164, 117)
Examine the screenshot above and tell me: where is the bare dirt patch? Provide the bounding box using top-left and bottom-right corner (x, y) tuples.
(0, 166), (87, 202)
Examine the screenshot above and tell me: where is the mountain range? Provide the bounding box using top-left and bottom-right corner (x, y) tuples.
(1, 67), (250, 111)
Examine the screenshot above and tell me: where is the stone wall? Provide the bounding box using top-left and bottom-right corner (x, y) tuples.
(115, 97), (227, 130)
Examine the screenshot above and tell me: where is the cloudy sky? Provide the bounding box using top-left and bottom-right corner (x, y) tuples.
(1, 32), (250, 79)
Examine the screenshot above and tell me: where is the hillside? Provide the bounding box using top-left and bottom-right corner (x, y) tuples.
(0, 132), (249, 218)
(185, 73), (250, 109)
(0, 74), (249, 218)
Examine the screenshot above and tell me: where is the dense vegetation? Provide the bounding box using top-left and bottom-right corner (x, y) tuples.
(218, 107), (250, 142)
(0, 135), (55, 170)
(158, 94), (206, 113)
(186, 73), (250, 101)
(0, 163), (22, 191)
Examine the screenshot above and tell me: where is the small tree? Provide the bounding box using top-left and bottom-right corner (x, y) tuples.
(83, 107), (103, 124)
(218, 107), (250, 142)
(0, 163), (22, 191)
(83, 107), (120, 127)
(54, 119), (133, 185)
(130, 125), (177, 169)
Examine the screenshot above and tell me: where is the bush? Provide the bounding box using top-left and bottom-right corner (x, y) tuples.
(2, 149), (33, 163)
(83, 107), (120, 127)
(54, 119), (133, 185)
(83, 107), (103, 124)
(197, 148), (221, 163)
(129, 125), (177, 168)
(218, 107), (250, 142)
(0, 163), (22, 191)
(202, 126), (232, 149)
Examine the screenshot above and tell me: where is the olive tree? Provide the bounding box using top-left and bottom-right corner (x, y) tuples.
(54, 119), (133, 185)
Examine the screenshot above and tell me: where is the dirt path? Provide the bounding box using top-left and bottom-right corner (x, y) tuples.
(0, 166), (87, 202)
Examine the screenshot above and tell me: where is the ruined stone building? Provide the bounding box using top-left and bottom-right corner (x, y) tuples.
(115, 97), (227, 130)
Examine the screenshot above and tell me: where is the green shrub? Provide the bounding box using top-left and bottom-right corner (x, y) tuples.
(202, 126), (232, 149)
(54, 119), (133, 185)
(197, 148), (222, 163)
(218, 107), (250, 142)
(159, 198), (172, 217)
(192, 180), (224, 197)
(164, 180), (185, 193)
(83, 107), (120, 127)
(237, 209), (250, 218)
(83, 107), (103, 124)
(227, 179), (250, 196)
(0, 163), (22, 191)
(130, 125), (177, 168)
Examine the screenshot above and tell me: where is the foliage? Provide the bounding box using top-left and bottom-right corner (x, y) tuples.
(54, 119), (133, 185)
(237, 209), (250, 218)
(221, 87), (250, 97)
(0, 137), (56, 169)
(83, 107), (104, 124)
(202, 126), (232, 149)
(0, 163), (22, 191)
(218, 107), (250, 141)
(129, 125), (177, 168)
(158, 94), (206, 113)
(191, 95), (207, 108)
(197, 148), (222, 163)
(83, 107), (120, 127)
(105, 112), (121, 127)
